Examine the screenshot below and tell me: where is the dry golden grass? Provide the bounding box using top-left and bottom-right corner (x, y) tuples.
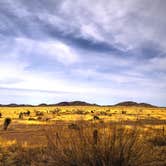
(0, 106), (165, 165)
(0, 105), (165, 121)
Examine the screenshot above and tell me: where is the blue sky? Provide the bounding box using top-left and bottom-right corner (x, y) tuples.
(0, 0), (166, 106)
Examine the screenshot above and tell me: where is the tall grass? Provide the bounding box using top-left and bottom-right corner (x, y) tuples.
(0, 122), (164, 166)
(42, 123), (155, 166)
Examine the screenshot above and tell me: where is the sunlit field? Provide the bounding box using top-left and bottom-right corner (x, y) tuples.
(0, 106), (165, 165)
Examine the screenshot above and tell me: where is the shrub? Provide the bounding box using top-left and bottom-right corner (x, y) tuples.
(122, 111), (127, 114)
(28, 118), (36, 121)
(35, 111), (44, 116)
(93, 129), (98, 145)
(75, 109), (84, 114)
(24, 110), (30, 116)
(100, 111), (107, 115)
(68, 123), (80, 130)
(45, 118), (51, 121)
(19, 112), (23, 119)
(37, 116), (42, 120)
(93, 115), (100, 120)
(51, 108), (61, 114)
(3, 118), (12, 130)
(149, 135), (166, 146)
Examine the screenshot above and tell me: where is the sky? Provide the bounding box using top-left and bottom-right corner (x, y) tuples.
(0, 0), (166, 106)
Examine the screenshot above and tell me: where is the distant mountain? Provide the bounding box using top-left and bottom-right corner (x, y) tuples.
(115, 101), (156, 107)
(56, 101), (97, 106)
(138, 102), (156, 107)
(38, 103), (48, 107)
(6, 103), (18, 107)
(0, 101), (159, 107)
(0, 101), (97, 107)
(0, 103), (33, 107)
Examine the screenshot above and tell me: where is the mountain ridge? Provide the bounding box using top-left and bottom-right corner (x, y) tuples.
(0, 101), (159, 107)
(114, 101), (156, 107)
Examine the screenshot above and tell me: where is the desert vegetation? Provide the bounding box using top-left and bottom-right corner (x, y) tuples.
(0, 105), (165, 165)
(3, 118), (12, 131)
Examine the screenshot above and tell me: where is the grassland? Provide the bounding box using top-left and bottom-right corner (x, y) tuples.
(0, 106), (165, 165)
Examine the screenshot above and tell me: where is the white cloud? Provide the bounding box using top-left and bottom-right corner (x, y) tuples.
(0, 0), (166, 105)
(79, 24), (105, 42)
(14, 37), (79, 65)
(47, 0), (166, 50)
(40, 41), (78, 64)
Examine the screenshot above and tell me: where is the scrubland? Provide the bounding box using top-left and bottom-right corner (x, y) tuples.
(0, 106), (165, 166)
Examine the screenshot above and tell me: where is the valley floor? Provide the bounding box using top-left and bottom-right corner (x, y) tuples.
(0, 106), (165, 165)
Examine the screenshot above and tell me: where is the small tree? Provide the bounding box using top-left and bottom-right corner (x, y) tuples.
(3, 118), (12, 130)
